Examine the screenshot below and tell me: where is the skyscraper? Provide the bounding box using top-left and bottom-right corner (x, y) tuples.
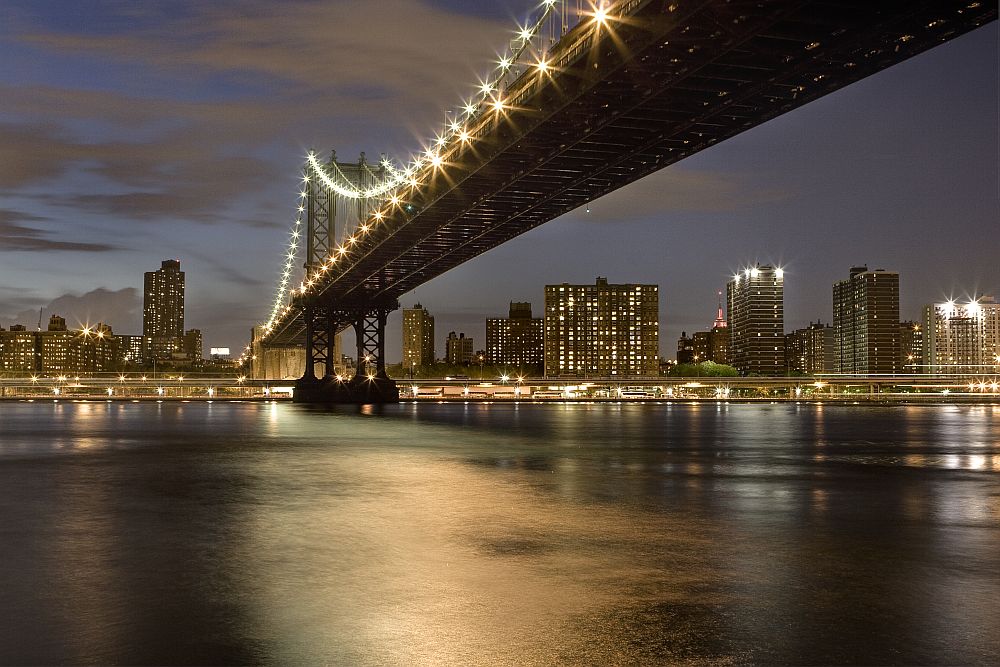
(544, 277), (659, 377)
(923, 296), (1000, 373)
(832, 266), (900, 374)
(402, 303), (435, 369)
(727, 264), (784, 375)
(486, 302), (543, 369)
(143, 259), (185, 360)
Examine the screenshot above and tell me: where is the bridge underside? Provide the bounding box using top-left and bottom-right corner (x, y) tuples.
(267, 0), (994, 370)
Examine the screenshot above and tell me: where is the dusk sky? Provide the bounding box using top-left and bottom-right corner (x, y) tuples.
(1, 1), (997, 361)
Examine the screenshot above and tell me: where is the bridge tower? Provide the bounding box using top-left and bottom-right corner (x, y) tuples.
(295, 151), (400, 403)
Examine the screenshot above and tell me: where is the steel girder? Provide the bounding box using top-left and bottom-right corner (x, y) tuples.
(266, 0), (994, 345)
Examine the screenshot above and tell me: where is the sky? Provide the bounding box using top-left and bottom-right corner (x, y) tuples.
(0, 1), (997, 362)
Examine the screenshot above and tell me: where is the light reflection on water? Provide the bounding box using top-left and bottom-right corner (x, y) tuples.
(0, 401), (998, 665)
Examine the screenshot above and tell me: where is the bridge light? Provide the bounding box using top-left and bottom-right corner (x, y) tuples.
(449, 121), (460, 132)
(479, 81), (493, 95)
(492, 98), (505, 111)
(459, 130), (471, 143)
(518, 27), (533, 41)
(464, 102), (477, 115)
(498, 56), (512, 70)
(374, 211), (383, 220)
(431, 154), (443, 168)
(390, 195), (400, 205)
(536, 59), (549, 73)
(593, 7), (609, 25)
(360, 224), (370, 233)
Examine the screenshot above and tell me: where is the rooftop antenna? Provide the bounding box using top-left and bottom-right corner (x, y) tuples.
(37, 307), (42, 331)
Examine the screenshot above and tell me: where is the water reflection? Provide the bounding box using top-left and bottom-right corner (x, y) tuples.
(0, 402), (998, 664)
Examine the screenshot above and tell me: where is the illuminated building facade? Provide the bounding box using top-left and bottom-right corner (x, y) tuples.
(2, 316), (120, 374)
(39, 315), (74, 373)
(143, 259), (185, 360)
(119, 335), (149, 364)
(544, 277), (659, 377)
(183, 329), (203, 362)
(727, 265), (784, 375)
(899, 321), (923, 371)
(0, 325), (39, 374)
(402, 304), (435, 368)
(833, 266), (900, 374)
(486, 302), (543, 368)
(785, 322), (835, 374)
(923, 296), (1000, 373)
(445, 332), (474, 365)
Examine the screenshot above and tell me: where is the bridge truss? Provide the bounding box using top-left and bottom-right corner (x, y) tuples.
(244, 0), (995, 401)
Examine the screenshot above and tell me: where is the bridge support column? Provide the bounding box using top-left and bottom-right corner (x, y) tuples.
(294, 301), (398, 404)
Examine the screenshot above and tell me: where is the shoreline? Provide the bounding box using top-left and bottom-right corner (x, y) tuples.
(1, 396), (999, 405)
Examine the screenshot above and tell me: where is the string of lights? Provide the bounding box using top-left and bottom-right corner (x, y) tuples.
(242, 2), (613, 366)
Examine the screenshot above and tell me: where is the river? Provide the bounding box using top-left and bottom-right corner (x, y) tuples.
(1, 401), (998, 665)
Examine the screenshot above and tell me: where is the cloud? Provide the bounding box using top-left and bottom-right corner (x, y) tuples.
(1, 287), (140, 332)
(17, 0), (506, 106)
(0, 1), (517, 245)
(0, 208), (117, 252)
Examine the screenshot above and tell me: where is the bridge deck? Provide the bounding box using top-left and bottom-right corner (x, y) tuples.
(267, 0), (994, 345)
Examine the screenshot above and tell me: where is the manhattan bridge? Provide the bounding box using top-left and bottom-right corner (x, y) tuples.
(242, 0), (995, 403)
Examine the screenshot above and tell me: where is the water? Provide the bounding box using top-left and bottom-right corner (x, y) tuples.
(1, 400), (998, 665)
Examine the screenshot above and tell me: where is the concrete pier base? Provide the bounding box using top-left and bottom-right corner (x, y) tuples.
(293, 375), (399, 404)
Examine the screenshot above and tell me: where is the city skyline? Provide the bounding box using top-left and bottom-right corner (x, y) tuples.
(0, 1), (996, 357)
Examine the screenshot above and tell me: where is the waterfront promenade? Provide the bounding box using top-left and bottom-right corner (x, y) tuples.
(1, 375), (997, 403)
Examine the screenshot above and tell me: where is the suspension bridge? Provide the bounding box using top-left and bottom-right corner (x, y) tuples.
(243, 0), (995, 402)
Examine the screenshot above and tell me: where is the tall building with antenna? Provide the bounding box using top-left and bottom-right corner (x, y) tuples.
(690, 291), (730, 365)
